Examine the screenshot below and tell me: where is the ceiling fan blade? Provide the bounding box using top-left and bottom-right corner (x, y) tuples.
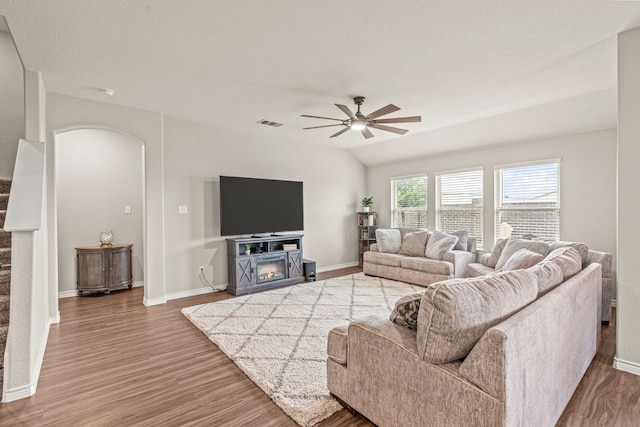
(361, 127), (375, 139)
(300, 114), (344, 121)
(374, 116), (422, 124)
(335, 104), (356, 120)
(330, 127), (350, 138)
(366, 104), (400, 119)
(303, 124), (345, 130)
(372, 124), (409, 135)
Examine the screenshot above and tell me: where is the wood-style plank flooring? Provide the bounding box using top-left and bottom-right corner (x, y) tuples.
(0, 267), (638, 426)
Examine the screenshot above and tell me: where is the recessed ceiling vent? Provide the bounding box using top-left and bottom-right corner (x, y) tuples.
(257, 119), (283, 127)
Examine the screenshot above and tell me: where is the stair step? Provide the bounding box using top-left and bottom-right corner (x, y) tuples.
(0, 270), (9, 295)
(0, 248), (9, 266)
(0, 194), (7, 211)
(0, 180), (10, 195)
(0, 230), (10, 248)
(0, 295), (9, 324)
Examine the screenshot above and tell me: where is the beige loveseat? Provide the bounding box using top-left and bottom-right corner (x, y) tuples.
(363, 228), (476, 286)
(328, 246), (601, 426)
(467, 238), (613, 324)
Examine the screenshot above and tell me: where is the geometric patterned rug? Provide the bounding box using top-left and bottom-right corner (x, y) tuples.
(181, 273), (422, 426)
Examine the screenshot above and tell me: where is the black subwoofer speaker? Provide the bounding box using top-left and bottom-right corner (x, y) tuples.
(303, 259), (316, 282)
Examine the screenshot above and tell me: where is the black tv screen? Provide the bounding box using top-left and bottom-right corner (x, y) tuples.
(219, 176), (304, 236)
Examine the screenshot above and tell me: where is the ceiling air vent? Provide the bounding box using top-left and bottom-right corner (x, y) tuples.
(257, 119), (283, 127)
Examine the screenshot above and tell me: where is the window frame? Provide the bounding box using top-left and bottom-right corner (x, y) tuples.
(390, 173), (429, 229)
(493, 159), (561, 241)
(435, 166), (484, 249)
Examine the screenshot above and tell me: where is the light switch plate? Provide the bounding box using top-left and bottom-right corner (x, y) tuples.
(124, 205), (132, 214)
(179, 205), (188, 214)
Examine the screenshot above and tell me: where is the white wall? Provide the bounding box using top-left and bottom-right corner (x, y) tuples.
(162, 116), (365, 295)
(46, 94), (366, 301)
(55, 129), (144, 294)
(367, 128), (617, 289)
(0, 29), (24, 179)
(616, 26), (640, 375)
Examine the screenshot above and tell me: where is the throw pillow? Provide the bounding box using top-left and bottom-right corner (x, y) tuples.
(547, 241), (589, 265)
(495, 239), (549, 270)
(375, 228), (402, 254)
(482, 238), (509, 268)
(501, 248), (544, 271)
(398, 231), (429, 257)
(532, 246), (582, 295)
(448, 230), (468, 251)
(389, 291), (424, 330)
(425, 231), (458, 260)
(416, 270), (538, 364)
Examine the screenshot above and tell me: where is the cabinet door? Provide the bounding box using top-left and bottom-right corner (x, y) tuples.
(77, 251), (107, 290)
(288, 250), (303, 278)
(235, 257), (254, 287)
(109, 247), (132, 289)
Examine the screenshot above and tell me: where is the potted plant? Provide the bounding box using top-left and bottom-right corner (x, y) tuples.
(244, 243), (251, 255)
(361, 196), (373, 212)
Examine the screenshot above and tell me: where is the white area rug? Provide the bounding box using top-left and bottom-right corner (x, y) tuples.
(181, 273), (422, 426)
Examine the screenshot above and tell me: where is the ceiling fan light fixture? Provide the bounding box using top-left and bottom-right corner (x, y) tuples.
(350, 120), (367, 131)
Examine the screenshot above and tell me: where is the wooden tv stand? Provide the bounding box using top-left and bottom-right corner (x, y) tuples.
(226, 234), (304, 295)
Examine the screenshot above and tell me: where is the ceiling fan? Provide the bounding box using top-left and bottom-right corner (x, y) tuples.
(301, 96), (421, 139)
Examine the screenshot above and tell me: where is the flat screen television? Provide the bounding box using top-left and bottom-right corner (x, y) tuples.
(219, 176), (304, 236)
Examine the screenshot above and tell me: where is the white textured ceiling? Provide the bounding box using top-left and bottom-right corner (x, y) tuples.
(1, 0), (639, 166)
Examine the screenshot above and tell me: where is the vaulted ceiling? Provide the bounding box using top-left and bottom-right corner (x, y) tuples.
(1, 0), (640, 165)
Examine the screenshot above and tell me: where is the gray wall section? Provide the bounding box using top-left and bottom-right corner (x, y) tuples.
(0, 30), (24, 179)
(367, 128), (617, 294)
(46, 93), (366, 298)
(55, 129), (144, 293)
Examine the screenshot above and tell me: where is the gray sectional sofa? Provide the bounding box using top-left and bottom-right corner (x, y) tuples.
(327, 246), (602, 426)
(363, 227), (476, 286)
(467, 238), (613, 324)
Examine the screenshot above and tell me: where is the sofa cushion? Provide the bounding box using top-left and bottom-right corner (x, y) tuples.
(389, 292), (424, 330)
(528, 259), (564, 297)
(363, 251), (404, 267)
(416, 270), (538, 364)
(495, 239), (549, 270)
(467, 262), (495, 277)
(397, 227), (428, 240)
(327, 323), (349, 365)
(501, 248), (544, 271)
(448, 230), (468, 251)
(547, 241), (588, 265)
(375, 229), (402, 253)
(398, 231), (429, 257)
(425, 231), (458, 260)
(400, 257), (454, 275)
(482, 238), (510, 268)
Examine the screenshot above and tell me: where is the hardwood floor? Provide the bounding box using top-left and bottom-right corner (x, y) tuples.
(0, 267), (637, 426)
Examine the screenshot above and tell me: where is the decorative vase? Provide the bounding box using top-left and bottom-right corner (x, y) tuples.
(99, 231), (113, 246)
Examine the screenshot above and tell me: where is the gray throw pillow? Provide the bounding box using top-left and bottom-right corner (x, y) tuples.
(398, 231), (429, 257)
(389, 291), (424, 330)
(448, 230), (468, 251)
(375, 228), (402, 254)
(500, 248), (544, 271)
(483, 238), (510, 268)
(425, 231), (458, 260)
(495, 239), (549, 270)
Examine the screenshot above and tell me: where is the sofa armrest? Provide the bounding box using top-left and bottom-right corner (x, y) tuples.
(586, 250), (613, 323)
(442, 250), (475, 278)
(369, 243), (379, 252)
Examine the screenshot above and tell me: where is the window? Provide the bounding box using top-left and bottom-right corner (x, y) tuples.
(391, 175), (428, 228)
(435, 168), (483, 249)
(494, 160), (560, 241)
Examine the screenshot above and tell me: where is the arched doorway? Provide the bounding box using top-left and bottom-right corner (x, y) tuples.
(54, 128), (145, 297)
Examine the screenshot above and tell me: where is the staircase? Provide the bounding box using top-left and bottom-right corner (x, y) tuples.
(0, 179), (11, 398)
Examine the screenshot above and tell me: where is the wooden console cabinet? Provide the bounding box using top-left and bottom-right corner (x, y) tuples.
(76, 244), (133, 295)
(226, 234), (304, 296)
